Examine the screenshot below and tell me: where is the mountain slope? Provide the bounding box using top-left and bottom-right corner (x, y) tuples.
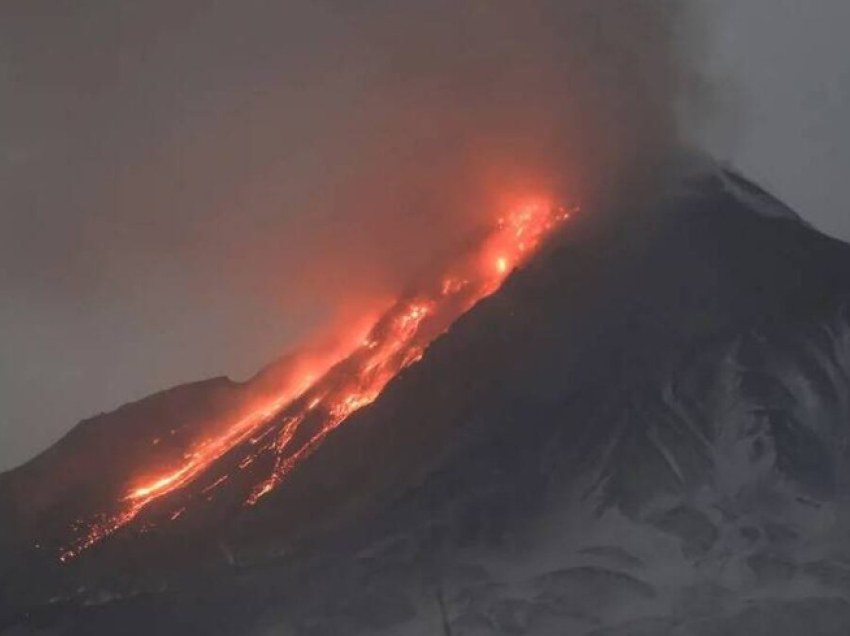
(3, 167), (850, 635)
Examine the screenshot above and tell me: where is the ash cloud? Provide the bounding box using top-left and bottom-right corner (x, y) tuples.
(0, 0), (699, 468)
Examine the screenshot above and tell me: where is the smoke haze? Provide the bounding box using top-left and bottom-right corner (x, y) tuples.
(0, 0), (697, 469)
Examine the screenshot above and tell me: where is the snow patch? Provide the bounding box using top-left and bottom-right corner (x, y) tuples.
(718, 168), (805, 224)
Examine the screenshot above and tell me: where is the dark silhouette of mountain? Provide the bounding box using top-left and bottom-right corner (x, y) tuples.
(2, 165), (850, 635)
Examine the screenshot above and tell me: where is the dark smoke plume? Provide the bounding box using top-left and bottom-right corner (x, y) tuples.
(0, 0), (699, 468)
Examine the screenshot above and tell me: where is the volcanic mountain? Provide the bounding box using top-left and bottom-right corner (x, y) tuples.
(2, 164), (850, 635)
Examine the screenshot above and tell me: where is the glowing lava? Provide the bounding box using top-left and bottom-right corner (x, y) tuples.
(59, 199), (573, 562)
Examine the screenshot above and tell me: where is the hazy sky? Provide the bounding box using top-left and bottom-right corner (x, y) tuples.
(696, 0), (850, 241)
(1, 0), (848, 471)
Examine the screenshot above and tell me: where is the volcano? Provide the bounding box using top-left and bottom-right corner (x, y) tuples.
(2, 164), (850, 635)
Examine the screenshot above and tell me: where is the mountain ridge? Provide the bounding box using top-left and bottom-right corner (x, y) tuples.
(3, 166), (850, 635)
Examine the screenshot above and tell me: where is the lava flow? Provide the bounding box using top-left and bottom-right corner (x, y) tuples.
(60, 199), (572, 562)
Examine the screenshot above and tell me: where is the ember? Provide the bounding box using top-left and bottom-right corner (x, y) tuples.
(60, 199), (573, 562)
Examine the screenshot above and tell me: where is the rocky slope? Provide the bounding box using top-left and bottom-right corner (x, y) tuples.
(2, 166), (850, 635)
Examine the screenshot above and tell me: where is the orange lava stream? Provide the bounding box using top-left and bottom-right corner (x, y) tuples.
(59, 200), (572, 562)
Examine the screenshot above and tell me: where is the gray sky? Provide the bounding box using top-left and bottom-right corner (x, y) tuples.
(696, 0), (850, 241)
(1, 0), (848, 471)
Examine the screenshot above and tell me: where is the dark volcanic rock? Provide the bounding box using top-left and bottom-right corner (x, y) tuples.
(3, 166), (850, 635)
(646, 505), (719, 558)
(534, 566), (657, 614)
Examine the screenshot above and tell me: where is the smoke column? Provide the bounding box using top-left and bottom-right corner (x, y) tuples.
(0, 0), (699, 468)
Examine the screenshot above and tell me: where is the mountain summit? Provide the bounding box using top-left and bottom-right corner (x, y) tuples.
(3, 166), (850, 635)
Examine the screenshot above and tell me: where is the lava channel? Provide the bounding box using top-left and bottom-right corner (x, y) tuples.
(59, 199), (573, 562)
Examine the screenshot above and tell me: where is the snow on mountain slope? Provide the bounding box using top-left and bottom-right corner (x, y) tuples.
(2, 167), (850, 635)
